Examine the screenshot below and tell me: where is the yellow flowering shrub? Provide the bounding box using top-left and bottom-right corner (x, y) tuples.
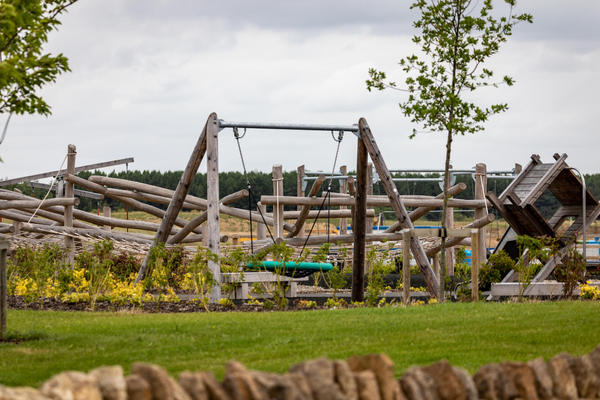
(579, 282), (600, 300)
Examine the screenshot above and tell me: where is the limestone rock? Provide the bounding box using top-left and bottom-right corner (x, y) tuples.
(126, 374), (152, 400)
(168, 376), (192, 400)
(452, 368), (478, 400)
(290, 358), (346, 400)
(547, 354), (577, 400)
(40, 371), (103, 400)
(89, 365), (127, 400)
(251, 371), (310, 400)
(131, 362), (175, 400)
(527, 358), (554, 400)
(223, 361), (268, 400)
(179, 372), (209, 400)
(566, 354), (600, 399)
(287, 373), (314, 400)
(347, 354), (406, 400)
(199, 372), (232, 400)
(472, 364), (518, 400)
(355, 370), (382, 400)
(335, 360), (359, 400)
(399, 367), (439, 400)
(589, 344), (600, 372)
(423, 360), (466, 400)
(0, 386), (51, 400)
(499, 361), (538, 400)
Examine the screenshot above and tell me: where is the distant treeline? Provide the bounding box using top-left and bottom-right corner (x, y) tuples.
(5, 169), (600, 223)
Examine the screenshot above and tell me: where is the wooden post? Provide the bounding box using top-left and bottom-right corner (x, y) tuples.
(0, 235), (8, 339)
(272, 165), (284, 240)
(296, 165), (305, 237)
(446, 200), (455, 276)
(474, 163), (487, 266)
(257, 203), (266, 240)
(366, 163), (374, 234)
(471, 229), (479, 302)
(432, 254), (440, 283)
(402, 229), (411, 305)
(358, 118), (439, 298)
(340, 165), (348, 235)
(65, 144), (76, 266)
(103, 206), (111, 232)
(135, 113), (212, 284)
(207, 115), (221, 303)
(352, 137), (368, 302)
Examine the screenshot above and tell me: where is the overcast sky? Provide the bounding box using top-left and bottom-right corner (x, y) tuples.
(1, 0), (599, 184)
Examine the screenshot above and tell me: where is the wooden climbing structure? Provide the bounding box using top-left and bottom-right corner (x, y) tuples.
(487, 153), (600, 297)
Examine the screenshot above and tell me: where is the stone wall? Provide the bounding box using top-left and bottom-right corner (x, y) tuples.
(2, 345), (600, 400)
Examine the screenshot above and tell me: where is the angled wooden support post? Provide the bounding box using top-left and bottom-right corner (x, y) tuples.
(358, 118), (439, 298)
(207, 115), (221, 303)
(135, 113), (214, 284)
(352, 136), (368, 302)
(402, 229), (411, 305)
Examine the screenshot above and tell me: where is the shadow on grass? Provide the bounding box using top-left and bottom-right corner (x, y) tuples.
(0, 330), (50, 345)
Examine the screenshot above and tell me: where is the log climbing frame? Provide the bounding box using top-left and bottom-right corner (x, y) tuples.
(135, 113), (440, 303)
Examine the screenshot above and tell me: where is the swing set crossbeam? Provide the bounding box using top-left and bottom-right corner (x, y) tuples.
(218, 120), (361, 139)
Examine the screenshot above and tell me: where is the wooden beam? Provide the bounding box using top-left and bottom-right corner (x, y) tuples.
(206, 114), (221, 303)
(425, 214), (495, 257)
(260, 195), (488, 208)
(285, 175), (325, 239)
(352, 136), (368, 303)
(27, 182), (104, 200)
(358, 118), (439, 298)
(19, 223), (155, 244)
(0, 157), (134, 187)
(0, 198), (79, 210)
(283, 209), (375, 220)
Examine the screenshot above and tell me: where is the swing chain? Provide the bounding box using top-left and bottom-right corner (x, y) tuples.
(234, 128), (251, 190)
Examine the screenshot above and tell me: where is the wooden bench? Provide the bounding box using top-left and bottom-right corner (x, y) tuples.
(222, 271), (308, 300)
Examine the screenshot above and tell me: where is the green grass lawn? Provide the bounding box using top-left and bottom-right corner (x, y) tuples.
(2, 301), (599, 388)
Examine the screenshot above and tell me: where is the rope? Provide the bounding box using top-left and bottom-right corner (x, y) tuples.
(27, 154), (69, 223)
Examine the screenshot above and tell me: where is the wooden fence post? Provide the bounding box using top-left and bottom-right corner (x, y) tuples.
(474, 163), (487, 266)
(296, 165), (305, 237)
(65, 144), (76, 266)
(103, 206), (111, 232)
(0, 234), (8, 339)
(471, 229), (479, 302)
(272, 165), (284, 240)
(207, 115), (221, 303)
(403, 229), (411, 305)
(257, 203), (266, 240)
(339, 165), (348, 235)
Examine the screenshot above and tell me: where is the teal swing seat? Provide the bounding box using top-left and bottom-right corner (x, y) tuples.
(247, 261), (333, 278)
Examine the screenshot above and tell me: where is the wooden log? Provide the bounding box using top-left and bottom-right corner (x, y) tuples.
(167, 189), (249, 245)
(88, 175), (208, 210)
(0, 224), (14, 234)
(0, 209), (59, 226)
(425, 214), (495, 257)
(65, 144), (76, 265)
(19, 223), (155, 244)
(260, 195), (486, 208)
(282, 209), (375, 219)
(105, 188), (204, 211)
(257, 203), (266, 240)
(285, 174), (325, 239)
(272, 165), (284, 240)
(206, 114), (221, 303)
(359, 118), (439, 299)
(178, 234), (229, 244)
(352, 135), (368, 303)
(0, 198), (79, 210)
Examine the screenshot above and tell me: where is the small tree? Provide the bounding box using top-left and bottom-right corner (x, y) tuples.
(0, 0), (80, 158)
(366, 0), (532, 300)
